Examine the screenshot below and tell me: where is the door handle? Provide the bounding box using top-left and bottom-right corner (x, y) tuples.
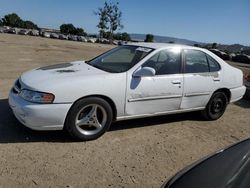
(213, 78), (220, 82)
(171, 80), (181, 84)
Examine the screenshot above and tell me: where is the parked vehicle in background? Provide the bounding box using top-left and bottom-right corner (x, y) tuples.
(162, 138), (250, 188)
(0, 27), (4, 33)
(87, 37), (97, 43)
(232, 54), (250, 64)
(244, 76), (250, 99)
(210, 49), (230, 60)
(68, 35), (78, 41)
(50, 33), (59, 39)
(59, 34), (68, 40)
(29, 29), (39, 36)
(42, 32), (51, 38)
(118, 41), (127, 46)
(77, 36), (87, 42)
(6, 27), (17, 34)
(8, 43), (246, 141)
(18, 29), (29, 35)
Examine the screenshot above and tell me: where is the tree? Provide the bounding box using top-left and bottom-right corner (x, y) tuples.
(120, 32), (131, 41)
(113, 32), (131, 41)
(95, 1), (123, 41)
(95, 4), (108, 39)
(0, 20), (3, 26)
(21, 20), (39, 29)
(73, 27), (87, 36)
(212, 42), (217, 49)
(60, 24), (75, 35)
(144, 34), (154, 42)
(1, 13), (39, 29)
(60, 23), (87, 36)
(107, 2), (123, 39)
(2, 13), (22, 27)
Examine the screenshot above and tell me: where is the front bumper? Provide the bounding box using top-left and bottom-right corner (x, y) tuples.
(8, 91), (72, 131)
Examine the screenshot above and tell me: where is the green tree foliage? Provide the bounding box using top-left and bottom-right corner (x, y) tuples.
(95, 1), (123, 40)
(2, 13), (22, 27)
(0, 20), (3, 26)
(144, 34), (154, 42)
(102, 31), (131, 41)
(114, 32), (131, 41)
(60, 24), (87, 36)
(74, 28), (87, 36)
(20, 20), (39, 29)
(95, 4), (109, 38)
(1, 13), (38, 29)
(60, 24), (75, 34)
(212, 42), (217, 49)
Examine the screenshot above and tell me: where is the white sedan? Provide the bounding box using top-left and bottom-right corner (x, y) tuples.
(9, 43), (246, 140)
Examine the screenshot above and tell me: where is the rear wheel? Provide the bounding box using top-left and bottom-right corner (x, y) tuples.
(65, 97), (113, 141)
(202, 92), (228, 120)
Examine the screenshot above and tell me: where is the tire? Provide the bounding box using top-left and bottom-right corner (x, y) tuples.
(65, 97), (113, 141)
(201, 92), (228, 120)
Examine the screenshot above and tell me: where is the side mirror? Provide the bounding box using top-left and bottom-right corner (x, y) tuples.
(133, 67), (156, 78)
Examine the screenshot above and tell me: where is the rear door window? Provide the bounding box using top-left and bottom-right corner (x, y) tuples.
(184, 50), (209, 73)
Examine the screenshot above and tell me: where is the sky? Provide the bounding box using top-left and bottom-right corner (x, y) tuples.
(0, 0), (250, 45)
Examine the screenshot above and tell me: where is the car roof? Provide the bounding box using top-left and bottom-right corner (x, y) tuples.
(127, 42), (199, 50)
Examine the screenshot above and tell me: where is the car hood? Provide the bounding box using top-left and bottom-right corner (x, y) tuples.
(20, 61), (108, 90)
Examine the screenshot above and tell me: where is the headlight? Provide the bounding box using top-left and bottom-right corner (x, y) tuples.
(20, 89), (55, 104)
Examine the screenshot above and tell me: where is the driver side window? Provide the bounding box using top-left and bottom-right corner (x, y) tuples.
(142, 49), (181, 75)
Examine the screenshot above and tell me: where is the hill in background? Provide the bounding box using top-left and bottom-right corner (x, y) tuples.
(130, 33), (250, 53)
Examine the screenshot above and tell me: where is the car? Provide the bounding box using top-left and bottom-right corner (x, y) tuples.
(6, 27), (17, 34)
(59, 34), (68, 40)
(232, 54), (250, 64)
(244, 77), (250, 99)
(8, 43), (246, 141)
(50, 33), (59, 39)
(18, 29), (29, 35)
(87, 37), (97, 43)
(210, 49), (230, 60)
(77, 36), (87, 42)
(42, 32), (51, 38)
(29, 29), (39, 36)
(68, 35), (78, 41)
(162, 138), (250, 188)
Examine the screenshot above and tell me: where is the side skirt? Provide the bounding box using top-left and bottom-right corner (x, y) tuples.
(116, 107), (205, 121)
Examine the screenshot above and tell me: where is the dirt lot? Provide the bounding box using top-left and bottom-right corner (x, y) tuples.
(0, 34), (250, 187)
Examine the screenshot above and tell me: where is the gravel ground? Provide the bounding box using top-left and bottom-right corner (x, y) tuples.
(0, 34), (249, 188)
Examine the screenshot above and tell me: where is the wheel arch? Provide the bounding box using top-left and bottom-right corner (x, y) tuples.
(213, 88), (231, 102)
(64, 95), (117, 127)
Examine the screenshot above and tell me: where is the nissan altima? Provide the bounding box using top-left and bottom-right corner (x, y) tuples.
(9, 43), (246, 140)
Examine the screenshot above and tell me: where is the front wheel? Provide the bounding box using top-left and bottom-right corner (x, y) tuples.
(201, 92), (228, 120)
(65, 97), (113, 141)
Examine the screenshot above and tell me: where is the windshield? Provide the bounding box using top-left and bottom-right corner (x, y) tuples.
(87, 45), (153, 73)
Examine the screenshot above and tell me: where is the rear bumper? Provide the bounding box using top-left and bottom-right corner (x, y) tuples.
(230, 86), (246, 103)
(8, 91), (72, 130)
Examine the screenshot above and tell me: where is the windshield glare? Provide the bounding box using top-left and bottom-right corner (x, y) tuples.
(87, 45), (153, 73)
